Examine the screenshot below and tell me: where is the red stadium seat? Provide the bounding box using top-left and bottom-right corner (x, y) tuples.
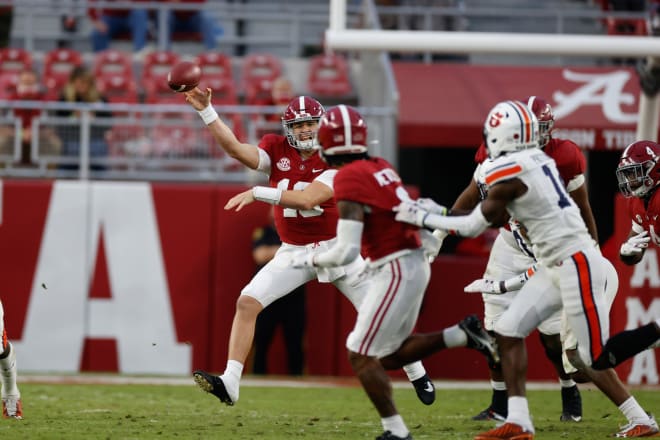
(606, 17), (648, 36)
(240, 53), (282, 94)
(198, 76), (238, 105)
(194, 52), (233, 82)
(307, 53), (352, 97)
(0, 48), (32, 75)
(143, 80), (182, 104)
(93, 49), (133, 80)
(43, 48), (83, 101)
(141, 51), (180, 90)
(97, 75), (139, 104)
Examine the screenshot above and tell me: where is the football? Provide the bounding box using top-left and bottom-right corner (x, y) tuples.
(167, 61), (201, 92)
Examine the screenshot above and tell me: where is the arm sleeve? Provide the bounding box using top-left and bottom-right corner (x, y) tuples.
(423, 203), (491, 237)
(255, 148), (271, 174)
(314, 219), (363, 267)
(314, 169), (338, 189)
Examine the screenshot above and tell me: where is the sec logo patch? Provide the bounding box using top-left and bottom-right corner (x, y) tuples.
(277, 157), (291, 172)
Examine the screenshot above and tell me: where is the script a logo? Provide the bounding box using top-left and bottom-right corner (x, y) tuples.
(553, 69), (638, 124)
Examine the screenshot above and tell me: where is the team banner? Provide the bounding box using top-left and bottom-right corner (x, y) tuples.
(395, 63), (642, 150)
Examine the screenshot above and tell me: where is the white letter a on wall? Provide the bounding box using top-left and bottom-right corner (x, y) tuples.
(14, 181), (191, 374)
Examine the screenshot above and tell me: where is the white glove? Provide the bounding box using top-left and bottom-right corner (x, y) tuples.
(394, 201), (429, 227)
(290, 251), (315, 268)
(464, 278), (504, 294)
(620, 230), (650, 257)
(416, 198), (448, 215)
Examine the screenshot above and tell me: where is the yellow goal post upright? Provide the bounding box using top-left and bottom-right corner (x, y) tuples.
(326, 0), (660, 144)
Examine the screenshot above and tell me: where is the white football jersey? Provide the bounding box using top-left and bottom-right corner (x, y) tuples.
(482, 149), (592, 266)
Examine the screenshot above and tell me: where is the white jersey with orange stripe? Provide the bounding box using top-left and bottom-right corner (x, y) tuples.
(482, 149), (593, 266)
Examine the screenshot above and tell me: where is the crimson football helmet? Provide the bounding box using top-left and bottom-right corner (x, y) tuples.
(281, 96), (325, 151)
(483, 100), (539, 159)
(316, 105), (368, 161)
(526, 96), (554, 147)
(616, 140), (660, 198)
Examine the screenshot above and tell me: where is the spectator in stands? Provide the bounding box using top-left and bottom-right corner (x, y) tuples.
(56, 66), (112, 170)
(88, 0), (150, 53)
(252, 208), (306, 376)
(159, 0), (221, 50)
(0, 69), (61, 165)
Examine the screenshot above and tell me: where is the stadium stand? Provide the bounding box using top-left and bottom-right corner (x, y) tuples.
(42, 47), (83, 101)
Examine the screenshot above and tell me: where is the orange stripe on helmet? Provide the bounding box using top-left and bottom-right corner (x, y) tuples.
(510, 100), (533, 143)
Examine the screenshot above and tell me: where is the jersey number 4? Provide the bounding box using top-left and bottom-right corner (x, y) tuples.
(277, 179), (324, 218)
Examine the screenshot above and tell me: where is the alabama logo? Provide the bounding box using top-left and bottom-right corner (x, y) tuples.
(277, 157), (291, 172)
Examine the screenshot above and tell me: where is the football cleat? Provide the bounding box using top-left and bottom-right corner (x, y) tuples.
(472, 406), (507, 422)
(2, 396), (22, 419)
(560, 385), (582, 422)
(411, 374), (435, 405)
(474, 422), (534, 440)
(376, 430), (413, 440)
(193, 370), (235, 406)
(614, 414), (660, 438)
(458, 314), (501, 368)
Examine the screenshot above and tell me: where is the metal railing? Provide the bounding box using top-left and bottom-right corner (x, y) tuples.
(0, 100), (396, 181)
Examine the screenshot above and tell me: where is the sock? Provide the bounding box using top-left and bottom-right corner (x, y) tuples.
(559, 379), (576, 388)
(619, 396), (651, 424)
(222, 360), (243, 402)
(506, 396), (534, 433)
(443, 325), (468, 348)
(593, 323), (659, 369)
(0, 343), (19, 397)
(403, 361), (426, 382)
(381, 414), (409, 438)
(491, 380), (508, 415)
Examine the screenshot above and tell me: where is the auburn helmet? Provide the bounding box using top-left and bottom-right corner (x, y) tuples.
(616, 140), (660, 198)
(483, 100), (539, 159)
(281, 96), (325, 151)
(526, 96), (555, 147)
(316, 105), (368, 159)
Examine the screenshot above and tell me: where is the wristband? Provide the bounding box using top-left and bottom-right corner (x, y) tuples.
(253, 186), (282, 205)
(197, 104), (219, 125)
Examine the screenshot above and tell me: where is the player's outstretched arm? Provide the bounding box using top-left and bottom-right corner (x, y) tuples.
(225, 180), (335, 212)
(185, 87), (260, 169)
(464, 264), (539, 294)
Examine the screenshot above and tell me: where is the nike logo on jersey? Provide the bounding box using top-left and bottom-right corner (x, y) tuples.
(312, 168), (324, 173)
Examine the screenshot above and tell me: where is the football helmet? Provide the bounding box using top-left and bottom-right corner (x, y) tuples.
(316, 105), (368, 158)
(616, 140), (660, 198)
(483, 100), (539, 159)
(281, 96), (325, 151)
(526, 96), (554, 147)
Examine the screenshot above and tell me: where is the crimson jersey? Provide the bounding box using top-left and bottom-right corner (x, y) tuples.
(334, 157), (421, 261)
(475, 138), (585, 186)
(258, 134), (338, 245)
(627, 191), (660, 247)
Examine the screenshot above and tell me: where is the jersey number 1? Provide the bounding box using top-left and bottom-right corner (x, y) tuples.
(542, 165), (570, 208)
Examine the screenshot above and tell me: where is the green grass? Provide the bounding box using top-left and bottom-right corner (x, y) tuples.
(1, 382), (658, 439)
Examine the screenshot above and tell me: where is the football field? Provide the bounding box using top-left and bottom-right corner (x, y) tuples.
(2, 376), (658, 439)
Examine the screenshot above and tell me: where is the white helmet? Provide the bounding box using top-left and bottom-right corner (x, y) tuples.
(483, 100), (539, 159)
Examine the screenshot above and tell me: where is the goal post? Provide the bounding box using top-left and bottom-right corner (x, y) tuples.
(327, 0), (660, 142)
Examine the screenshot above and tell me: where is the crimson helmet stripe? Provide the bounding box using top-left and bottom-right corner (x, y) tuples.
(338, 105), (353, 148)
(297, 95), (305, 112)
